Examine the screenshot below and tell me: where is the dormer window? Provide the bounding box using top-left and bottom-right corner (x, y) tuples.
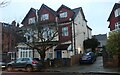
(60, 12), (67, 18)
(41, 14), (49, 21)
(114, 8), (120, 17)
(28, 17), (35, 24)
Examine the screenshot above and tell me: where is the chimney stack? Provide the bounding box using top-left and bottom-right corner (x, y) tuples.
(11, 20), (16, 26)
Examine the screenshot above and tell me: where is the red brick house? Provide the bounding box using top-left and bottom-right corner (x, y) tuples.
(38, 4), (58, 24)
(0, 21), (18, 62)
(21, 8), (37, 27)
(19, 4), (92, 60)
(18, 8), (38, 58)
(104, 2), (120, 68)
(54, 5), (92, 59)
(107, 3), (120, 31)
(19, 4), (58, 59)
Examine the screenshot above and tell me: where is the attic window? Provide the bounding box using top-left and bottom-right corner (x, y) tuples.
(114, 8), (120, 17)
(28, 17), (35, 24)
(115, 22), (120, 30)
(60, 12), (67, 18)
(41, 14), (49, 21)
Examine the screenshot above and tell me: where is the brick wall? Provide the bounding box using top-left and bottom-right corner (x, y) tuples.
(103, 51), (119, 68)
(0, 23), (2, 61)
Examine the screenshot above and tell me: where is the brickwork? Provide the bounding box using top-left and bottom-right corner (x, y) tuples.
(103, 51), (119, 68)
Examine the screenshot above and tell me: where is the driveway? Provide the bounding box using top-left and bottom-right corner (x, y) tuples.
(47, 56), (119, 74)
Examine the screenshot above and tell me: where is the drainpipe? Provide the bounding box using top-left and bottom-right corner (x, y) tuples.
(72, 21), (76, 55)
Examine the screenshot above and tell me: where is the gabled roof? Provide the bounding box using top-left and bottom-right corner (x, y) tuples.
(21, 8), (36, 24)
(87, 25), (92, 30)
(39, 4), (57, 16)
(72, 7), (87, 22)
(57, 4), (75, 20)
(107, 3), (120, 21)
(72, 7), (81, 18)
(57, 5), (87, 21)
(57, 4), (74, 13)
(93, 34), (107, 41)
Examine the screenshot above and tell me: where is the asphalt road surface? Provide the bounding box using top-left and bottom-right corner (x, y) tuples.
(1, 71), (118, 75)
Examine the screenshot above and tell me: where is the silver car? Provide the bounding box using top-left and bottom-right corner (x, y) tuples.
(6, 58), (43, 72)
(0, 61), (6, 70)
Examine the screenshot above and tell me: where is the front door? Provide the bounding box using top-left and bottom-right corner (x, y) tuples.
(56, 51), (62, 59)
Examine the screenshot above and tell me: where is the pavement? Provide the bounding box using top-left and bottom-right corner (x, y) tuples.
(44, 57), (120, 74)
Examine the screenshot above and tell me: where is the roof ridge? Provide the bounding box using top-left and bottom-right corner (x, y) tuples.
(57, 4), (73, 12)
(40, 4), (57, 16)
(72, 7), (82, 10)
(21, 7), (37, 24)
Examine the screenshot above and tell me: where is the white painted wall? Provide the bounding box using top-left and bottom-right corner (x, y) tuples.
(45, 46), (56, 60)
(86, 26), (92, 39)
(62, 50), (68, 58)
(73, 9), (92, 54)
(61, 50), (71, 58)
(17, 43), (56, 60)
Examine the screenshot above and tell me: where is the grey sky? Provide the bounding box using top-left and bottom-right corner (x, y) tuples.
(0, 0), (119, 35)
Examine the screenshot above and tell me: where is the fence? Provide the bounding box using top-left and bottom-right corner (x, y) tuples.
(44, 54), (81, 68)
(103, 51), (119, 68)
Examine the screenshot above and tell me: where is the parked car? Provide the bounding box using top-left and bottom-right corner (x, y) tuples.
(80, 52), (96, 64)
(0, 61), (7, 70)
(6, 58), (43, 72)
(98, 50), (103, 56)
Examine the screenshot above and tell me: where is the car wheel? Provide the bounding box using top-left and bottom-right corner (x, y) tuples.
(26, 65), (33, 72)
(7, 65), (13, 72)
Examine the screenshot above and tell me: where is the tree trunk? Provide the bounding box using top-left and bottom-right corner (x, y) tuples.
(92, 48), (95, 53)
(40, 51), (46, 61)
(39, 51), (46, 68)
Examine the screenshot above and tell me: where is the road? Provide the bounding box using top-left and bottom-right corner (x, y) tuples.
(1, 56), (119, 75)
(1, 71), (118, 75)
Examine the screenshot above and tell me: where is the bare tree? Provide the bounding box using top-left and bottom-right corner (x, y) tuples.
(21, 23), (59, 61)
(0, 0), (11, 7)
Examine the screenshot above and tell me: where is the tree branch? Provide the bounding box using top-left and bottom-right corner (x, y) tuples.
(0, 0), (10, 7)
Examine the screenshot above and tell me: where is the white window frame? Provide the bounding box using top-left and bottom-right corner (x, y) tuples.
(8, 52), (16, 60)
(115, 22), (120, 30)
(42, 26), (54, 40)
(28, 17), (36, 24)
(114, 8), (120, 17)
(62, 27), (68, 36)
(19, 48), (33, 58)
(41, 14), (49, 21)
(60, 12), (67, 18)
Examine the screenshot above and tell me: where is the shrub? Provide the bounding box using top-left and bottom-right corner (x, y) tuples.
(106, 31), (120, 56)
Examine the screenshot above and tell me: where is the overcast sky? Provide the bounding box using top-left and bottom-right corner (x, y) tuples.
(0, 0), (119, 35)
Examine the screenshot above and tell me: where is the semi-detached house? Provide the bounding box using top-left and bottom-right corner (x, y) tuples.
(17, 4), (92, 60)
(107, 2), (120, 31)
